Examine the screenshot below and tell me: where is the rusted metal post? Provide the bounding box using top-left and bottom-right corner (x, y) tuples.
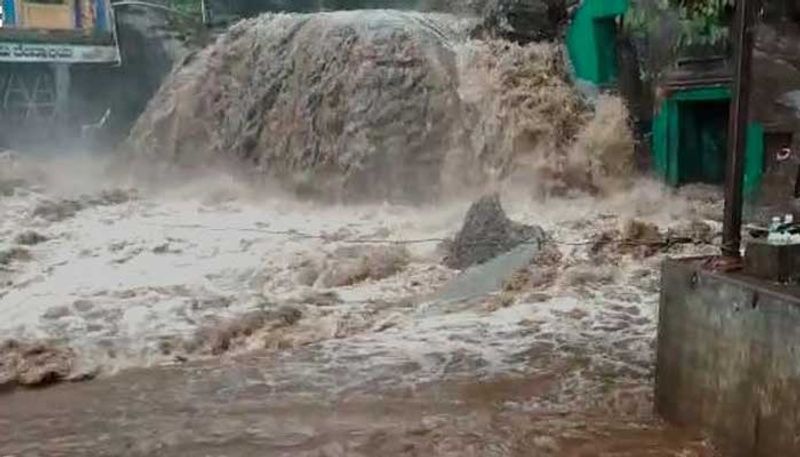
(722, 0), (758, 257)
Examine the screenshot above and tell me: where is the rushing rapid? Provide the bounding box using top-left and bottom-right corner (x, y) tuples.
(129, 10), (633, 202)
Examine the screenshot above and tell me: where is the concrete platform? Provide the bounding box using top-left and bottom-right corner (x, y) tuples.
(656, 257), (800, 457)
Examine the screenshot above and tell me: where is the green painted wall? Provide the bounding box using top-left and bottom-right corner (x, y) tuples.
(566, 0), (629, 85)
(744, 123), (764, 196)
(651, 87), (764, 196)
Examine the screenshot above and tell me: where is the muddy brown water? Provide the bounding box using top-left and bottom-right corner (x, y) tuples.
(0, 347), (717, 457)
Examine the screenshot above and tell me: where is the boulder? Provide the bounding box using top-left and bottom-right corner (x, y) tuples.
(445, 194), (545, 270)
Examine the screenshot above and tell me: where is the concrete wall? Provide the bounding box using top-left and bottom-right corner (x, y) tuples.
(565, 0), (628, 85)
(656, 258), (800, 457)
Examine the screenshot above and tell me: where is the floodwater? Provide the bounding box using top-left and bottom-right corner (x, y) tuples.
(0, 175), (721, 455)
(0, 155), (723, 457)
(0, 343), (716, 457)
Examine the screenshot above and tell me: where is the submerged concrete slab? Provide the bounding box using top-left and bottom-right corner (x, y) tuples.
(656, 258), (800, 457)
(430, 243), (541, 306)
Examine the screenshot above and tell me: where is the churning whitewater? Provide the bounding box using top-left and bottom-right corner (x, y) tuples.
(129, 10), (632, 202)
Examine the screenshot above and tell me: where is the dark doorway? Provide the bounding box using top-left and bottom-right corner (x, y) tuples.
(677, 100), (729, 185)
(593, 17), (619, 84)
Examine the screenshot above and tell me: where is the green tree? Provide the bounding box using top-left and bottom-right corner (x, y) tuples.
(625, 0), (734, 79)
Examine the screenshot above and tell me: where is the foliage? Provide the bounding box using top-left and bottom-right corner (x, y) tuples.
(674, 0), (733, 47)
(624, 0), (734, 80)
(625, 0), (733, 48)
(161, 0), (209, 48)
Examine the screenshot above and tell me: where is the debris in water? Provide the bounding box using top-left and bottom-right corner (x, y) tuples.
(485, 291), (516, 311)
(32, 189), (135, 222)
(503, 268), (533, 292)
(41, 305), (72, 320)
(14, 231), (48, 246)
(668, 220), (717, 245)
(320, 245), (411, 287)
(0, 247), (32, 266)
(529, 265), (560, 290)
(33, 199), (84, 222)
(295, 261), (321, 287)
(295, 290), (343, 308)
(503, 244), (563, 291)
(621, 218), (663, 258)
(563, 263), (617, 287)
(274, 305), (303, 327)
(191, 305), (304, 355)
(0, 340), (76, 389)
(586, 216), (718, 262)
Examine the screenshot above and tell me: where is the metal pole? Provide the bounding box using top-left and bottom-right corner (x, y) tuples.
(52, 63), (71, 138)
(722, 0), (758, 258)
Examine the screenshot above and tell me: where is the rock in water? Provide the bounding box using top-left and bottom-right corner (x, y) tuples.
(445, 194), (545, 270)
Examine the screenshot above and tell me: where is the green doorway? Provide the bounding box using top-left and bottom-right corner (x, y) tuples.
(652, 87), (764, 195)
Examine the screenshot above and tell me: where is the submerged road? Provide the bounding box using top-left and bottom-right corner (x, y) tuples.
(0, 159), (725, 456)
(0, 344), (716, 457)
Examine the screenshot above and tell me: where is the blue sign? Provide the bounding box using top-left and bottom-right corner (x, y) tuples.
(2, 0), (16, 26)
(95, 0), (108, 31)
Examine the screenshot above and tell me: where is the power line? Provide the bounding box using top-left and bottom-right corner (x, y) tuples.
(143, 222), (716, 249)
